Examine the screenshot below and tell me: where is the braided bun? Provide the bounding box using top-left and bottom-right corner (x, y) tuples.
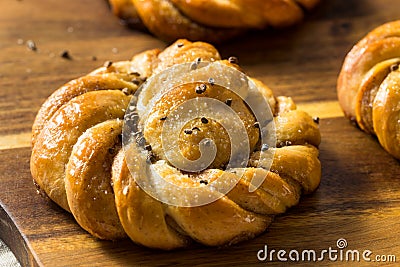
(31, 39), (321, 249)
(337, 20), (400, 159)
(108, 0), (320, 42)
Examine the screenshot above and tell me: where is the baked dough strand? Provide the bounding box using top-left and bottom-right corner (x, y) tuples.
(108, 0), (320, 42)
(337, 20), (400, 159)
(31, 39), (321, 249)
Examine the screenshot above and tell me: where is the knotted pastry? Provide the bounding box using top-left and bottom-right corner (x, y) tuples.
(108, 0), (320, 42)
(31, 39), (321, 249)
(337, 20), (400, 159)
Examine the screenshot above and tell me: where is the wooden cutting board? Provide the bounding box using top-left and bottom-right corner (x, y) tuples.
(1, 0), (400, 266)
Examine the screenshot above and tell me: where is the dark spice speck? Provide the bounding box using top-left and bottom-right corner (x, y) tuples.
(60, 50), (72, 60)
(146, 152), (156, 164)
(131, 78), (141, 85)
(195, 84), (207, 94)
(390, 63), (399, 72)
(26, 40), (37, 51)
(190, 58), (202, 70)
(122, 88), (130, 95)
(104, 61), (113, 68)
(129, 71), (141, 76)
(228, 56), (238, 64)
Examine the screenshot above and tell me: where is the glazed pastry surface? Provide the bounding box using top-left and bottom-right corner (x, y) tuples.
(337, 20), (400, 159)
(108, 0), (320, 42)
(31, 39), (321, 249)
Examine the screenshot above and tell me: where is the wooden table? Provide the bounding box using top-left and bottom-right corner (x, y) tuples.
(1, 0), (400, 266)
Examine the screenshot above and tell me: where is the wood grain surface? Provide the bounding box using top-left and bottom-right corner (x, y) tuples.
(1, 0), (400, 266)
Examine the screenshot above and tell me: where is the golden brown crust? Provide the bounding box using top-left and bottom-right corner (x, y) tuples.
(154, 39), (221, 73)
(109, 0), (141, 25)
(337, 20), (400, 159)
(31, 73), (139, 146)
(31, 90), (131, 211)
(144, 81), (259, 169)
(275, 110), (321, 147)
(226, 168), (301, 215)
(274, 96), (296, 115)
(112, 150), (190, 249)
(108, 0), (320, 42)
(165, 197), (271, 246)
(131, 0), (242, 43)
(65, 119), (126, 240)
(249, 145), (320, 194)
(251, 78), (277, 112)
(337, 20), (400, 120)
(31, 39), (321, 249)
(270, 145), (321, 194)
(355, 58), (400, 134)
(169, 0), (307, 28)
(372, 70), (400, 159)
